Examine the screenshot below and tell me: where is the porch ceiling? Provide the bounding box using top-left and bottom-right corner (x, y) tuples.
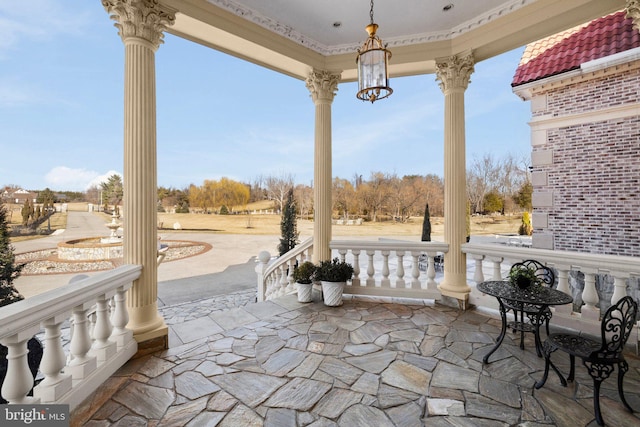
(162, 0), (626, 81)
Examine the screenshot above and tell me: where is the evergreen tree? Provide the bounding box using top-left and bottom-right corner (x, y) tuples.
(21, 198), (32, 226)
(421, 202), (431, 242)
(278, 188), (299, 256)
(0, 202), (24, 307)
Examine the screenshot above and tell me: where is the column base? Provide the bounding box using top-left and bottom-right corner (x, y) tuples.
(438, 282), (471, 310)
(133, 332), (169, 358)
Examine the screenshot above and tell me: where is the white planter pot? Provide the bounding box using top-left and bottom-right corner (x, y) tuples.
(296, 282), (313, 303)
(321, 281), (345, 306)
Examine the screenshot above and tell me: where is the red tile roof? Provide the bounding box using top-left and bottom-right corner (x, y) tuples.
(512, 11), (640, 87)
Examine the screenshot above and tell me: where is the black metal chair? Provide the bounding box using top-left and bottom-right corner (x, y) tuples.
(534, 296), (638, 426)
(503, 259), (555, 354)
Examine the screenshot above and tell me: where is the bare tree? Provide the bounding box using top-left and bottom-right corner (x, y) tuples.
(265, 173), (295, 213)
(332, 178), (356, 221)
(294, 183), (313, 220)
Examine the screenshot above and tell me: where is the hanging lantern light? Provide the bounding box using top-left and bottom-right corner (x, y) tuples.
(356, 0), (392, 103)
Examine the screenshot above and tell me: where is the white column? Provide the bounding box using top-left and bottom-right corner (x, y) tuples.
(103, 0), (175, 344)
(305, 70), (340, 263)
(435, 51), (474, 306)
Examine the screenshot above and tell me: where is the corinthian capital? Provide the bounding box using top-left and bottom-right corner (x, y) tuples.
(102, 0), (176, 48)
(627, 0), (640, 31)
(306, 69), (341, 104)
(435, 51), (475, 94)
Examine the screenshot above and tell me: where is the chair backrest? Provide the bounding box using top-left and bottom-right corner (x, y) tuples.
(594, 296), (638, 360)
(510, 259), (555, 286)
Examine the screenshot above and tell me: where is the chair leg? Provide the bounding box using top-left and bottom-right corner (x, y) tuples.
(618, 360), (634, 413)
(568, 355), (575, 382)
(545, 318), (550, 337)
(535, 352), (551, 389)
(593, 378), (605, 426)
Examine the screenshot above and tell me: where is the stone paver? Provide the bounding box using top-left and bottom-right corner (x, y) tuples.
(74, 294), (640, 426)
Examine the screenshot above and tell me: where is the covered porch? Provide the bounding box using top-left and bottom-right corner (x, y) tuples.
(72, 292), (640, 426)
(2, 0), (640, 425)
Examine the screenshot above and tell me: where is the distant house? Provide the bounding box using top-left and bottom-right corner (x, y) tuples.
(512, 10), (640, 257)
(6, 189), (38, 205)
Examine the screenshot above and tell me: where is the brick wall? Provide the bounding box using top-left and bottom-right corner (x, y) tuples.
(531, 67), (640, 256)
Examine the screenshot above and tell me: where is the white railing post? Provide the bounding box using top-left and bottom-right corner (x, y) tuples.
(425, 252), (438, 292)
(352, 250), (361, 287)
(410, 251), (421, 289)
(610, 271), (629, 305)
(381, 250), (390, 288)
(551, 264), (573, 316)
(488, 256), (504, 281)
(366, 250), (376, 287)
(395, 250), (406, 288)
(0, 327), (41, 405)
(67, 303), (98, 380)
(256, 251), (271, 302)
(110, 284), (133, 348)
(470, 254), (485, 284)
(91, 293), (117, 363)
(581, 267), (601, 322)
(34, 314), (72, 402)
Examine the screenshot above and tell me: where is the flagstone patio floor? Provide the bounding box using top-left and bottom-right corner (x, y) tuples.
(73, 290), (640, 426)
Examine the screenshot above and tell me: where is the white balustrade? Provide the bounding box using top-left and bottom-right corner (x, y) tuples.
(0, 265), (141, 411)
(462, 242), (640, 344)
(331, 240), (449, 300)
(259, 238), (639, 350)
(257, 237), (313, 302)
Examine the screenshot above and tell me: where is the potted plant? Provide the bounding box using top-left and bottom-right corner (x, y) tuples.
(315, 258), (354, 306)
(508, 264), (539, 289)
(293, 261), (316, 303)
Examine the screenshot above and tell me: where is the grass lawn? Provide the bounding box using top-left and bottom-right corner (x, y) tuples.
(9, 201), (524, 241)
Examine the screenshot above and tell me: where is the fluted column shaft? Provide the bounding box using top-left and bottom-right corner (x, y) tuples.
(306, 70), (340, 263)
(103, 0), (175, 342)
(435, 51), (474, 304)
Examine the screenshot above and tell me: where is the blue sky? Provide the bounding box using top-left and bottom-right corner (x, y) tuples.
(0, 1), (530, 192)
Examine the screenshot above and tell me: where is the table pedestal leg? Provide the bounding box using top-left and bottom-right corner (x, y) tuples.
(484, 300), (507, 363)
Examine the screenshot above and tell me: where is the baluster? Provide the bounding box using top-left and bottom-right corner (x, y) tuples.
(610, 271), (629, 305)
(581, 268), (600, 321)
(470, 254), (484, 283)
(395, 250), (406, 288)
(554, 265), (571, 294)
(34, 315), (72, 402)
(256, 251), (270, 302)
(0, 327), (40, 404)
(338, 249), (347, 263)
(366, 250), (376, 287)
(279, 265), (289, 295)
(352, 250), (361, 287)
(285, 259), (296, 293)
(551, 265), (572, 316)
(111, 285), (133, 348)
(91, 293), (117, 363)
(67, 303), (97, 380)
(425, 252), (437, 292)
(488, 256), (503, 281)
(410, 251), (421, 289)
(381, 250), (390, 288)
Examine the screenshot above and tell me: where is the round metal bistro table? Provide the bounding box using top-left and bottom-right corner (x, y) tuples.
(477, 280), (573, 363)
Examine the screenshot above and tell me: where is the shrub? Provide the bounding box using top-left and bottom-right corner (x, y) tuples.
(315, 258), (354, 282)
(293, 261), (316, 284)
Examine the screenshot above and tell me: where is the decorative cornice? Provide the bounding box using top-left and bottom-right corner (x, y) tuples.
(102, 0), (176, 48)
(207, 0), (534, 56)
(435, 51), (475, 93)
(627, 0), (640, 30)
(306, 70), (340, 104)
